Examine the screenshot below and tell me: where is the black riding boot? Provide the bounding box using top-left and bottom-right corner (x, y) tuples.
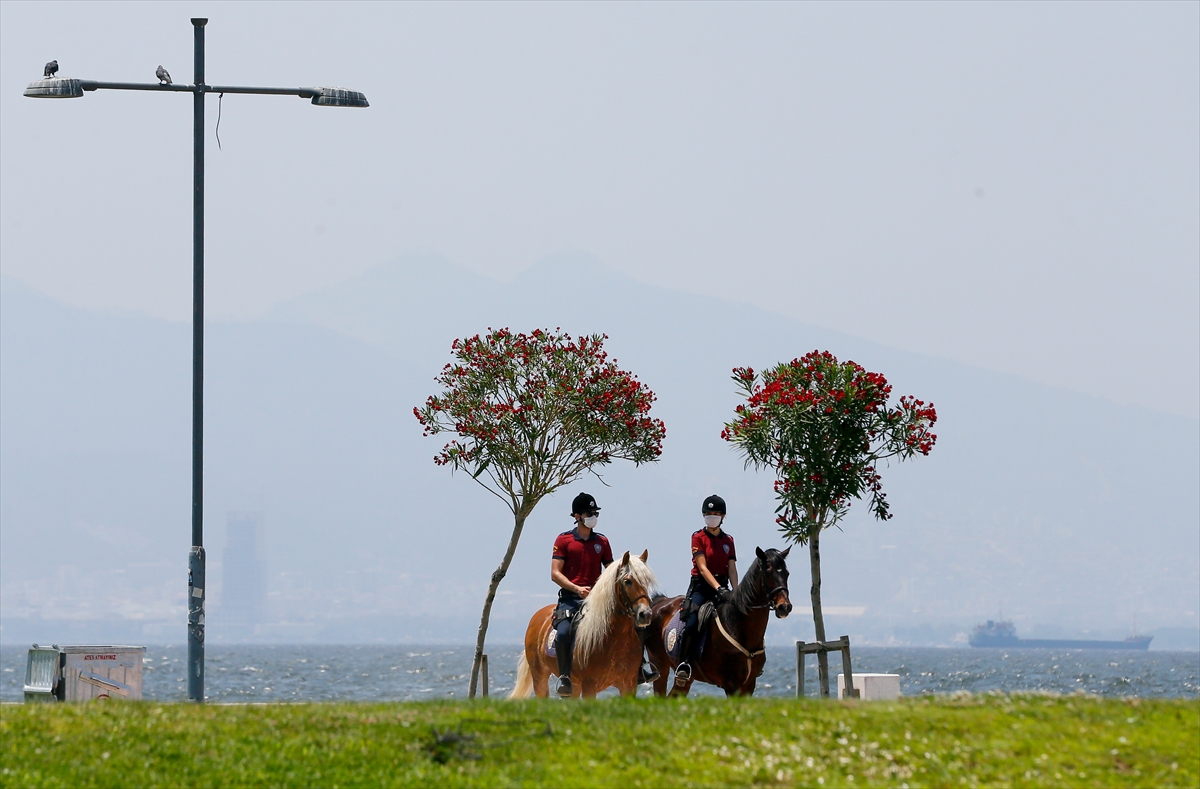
(556, 633), (574, 697)
(674, 627), (696, 686)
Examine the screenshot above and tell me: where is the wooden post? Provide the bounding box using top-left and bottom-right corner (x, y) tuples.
(798, 639), (858, 699)
(796, 641), (805, 698)
(840, 635), (858, 699)
(818, 645), (830, 698)
(481, 654), (489, 698)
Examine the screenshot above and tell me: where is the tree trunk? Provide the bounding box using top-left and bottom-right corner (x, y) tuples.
(468, 510), (527, 698)
(808, 528), (830, 697)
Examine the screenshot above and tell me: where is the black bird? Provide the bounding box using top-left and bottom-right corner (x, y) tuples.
(43, 60), (58, 78)
(156, 65), (171, 85)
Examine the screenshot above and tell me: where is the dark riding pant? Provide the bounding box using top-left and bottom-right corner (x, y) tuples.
(680, 576), (728, 664)
(554, 591), (583, 681)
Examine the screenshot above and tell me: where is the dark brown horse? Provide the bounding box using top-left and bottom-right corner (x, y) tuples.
(510, 550), (657, 699)
(646, 546), (792, 697)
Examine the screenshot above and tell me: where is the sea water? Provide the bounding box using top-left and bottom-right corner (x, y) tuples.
(3, 645), (1196, 702)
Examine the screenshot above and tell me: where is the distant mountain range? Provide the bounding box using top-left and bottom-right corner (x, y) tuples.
(2, 253), (1197, 649)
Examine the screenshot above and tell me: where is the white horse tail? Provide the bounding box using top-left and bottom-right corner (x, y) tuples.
(509, 651), (533, 699)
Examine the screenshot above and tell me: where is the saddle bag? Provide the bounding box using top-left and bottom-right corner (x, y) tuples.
(552, 604), (581, 627)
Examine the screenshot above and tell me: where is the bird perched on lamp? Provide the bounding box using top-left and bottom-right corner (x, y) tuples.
(43, 60), (58, 78)
(156, 65), (171, 84)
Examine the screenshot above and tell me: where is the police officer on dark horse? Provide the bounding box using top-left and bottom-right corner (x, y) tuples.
(645, 494), (794, 697)
(551, 492), (658, 697)
(674, 494), (738, 686)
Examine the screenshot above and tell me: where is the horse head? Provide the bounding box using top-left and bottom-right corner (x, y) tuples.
(617, 549), (654, 630)
(754, 546), (793, 618)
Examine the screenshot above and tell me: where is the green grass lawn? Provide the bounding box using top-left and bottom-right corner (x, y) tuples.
(1, 694), (1196, 788)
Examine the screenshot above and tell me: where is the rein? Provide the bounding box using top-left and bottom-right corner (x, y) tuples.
(714, 614), (765, 684)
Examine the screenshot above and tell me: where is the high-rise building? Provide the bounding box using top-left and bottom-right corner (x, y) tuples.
(222, 511), (266, 636)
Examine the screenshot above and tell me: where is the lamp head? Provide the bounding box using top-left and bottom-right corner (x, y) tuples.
(311, 86), (368, 107)
(24, 77), (84, 98)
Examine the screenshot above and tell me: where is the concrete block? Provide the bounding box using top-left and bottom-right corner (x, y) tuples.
(838, 673), (901, 700)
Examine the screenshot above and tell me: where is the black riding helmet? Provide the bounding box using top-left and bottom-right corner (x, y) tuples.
(571, 492), (601, 516)
(702, 494), (726, 515)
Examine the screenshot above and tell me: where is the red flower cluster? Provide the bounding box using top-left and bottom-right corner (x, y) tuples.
(722, 350), (937, 541)
(414, 328), (666, 495)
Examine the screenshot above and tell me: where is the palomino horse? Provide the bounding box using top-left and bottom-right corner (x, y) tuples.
(510, 550), (657, 699)
(646, 547), (792, 697)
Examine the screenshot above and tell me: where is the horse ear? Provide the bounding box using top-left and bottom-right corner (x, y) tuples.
(780, 546), (791, 559)
(756, 546), (766, 561)
(620, 550), (630, 567)
(639, 549), (648, 563)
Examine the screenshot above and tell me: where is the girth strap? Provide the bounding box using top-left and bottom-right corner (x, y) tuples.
(714, 613), (765, 684)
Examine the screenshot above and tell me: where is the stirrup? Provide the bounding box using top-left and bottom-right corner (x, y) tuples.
(674, 662), (692, 686)
(638, 663), (660, 684)
(557, 676), (573, 698)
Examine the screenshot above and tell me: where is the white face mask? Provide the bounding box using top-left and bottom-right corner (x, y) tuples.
(583, 515), (599, 529)
(704, 515), (723, 530)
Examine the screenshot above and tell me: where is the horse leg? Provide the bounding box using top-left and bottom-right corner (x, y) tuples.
(646, 630), (672, 698)
(734, 656), (764, 697)
(723, 664), (757, 697)
(531, 656), (551, 698)
(525, 608), (555, 699)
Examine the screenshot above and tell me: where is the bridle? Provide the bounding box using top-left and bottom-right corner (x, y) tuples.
(615, 568), (652, 621)
(740, 564), (790, 611)
(747, 585), (790, 610)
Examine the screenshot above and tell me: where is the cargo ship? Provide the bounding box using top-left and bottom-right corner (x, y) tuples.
(969, 620), (1152, 650)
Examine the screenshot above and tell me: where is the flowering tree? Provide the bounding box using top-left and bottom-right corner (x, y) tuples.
(722, 350), (937, 695)
(414, 328), (665, 697)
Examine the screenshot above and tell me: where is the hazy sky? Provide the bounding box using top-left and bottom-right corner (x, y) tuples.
(2, 1), (1197, 417)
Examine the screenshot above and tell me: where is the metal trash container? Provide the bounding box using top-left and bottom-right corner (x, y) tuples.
(23, 645), (64, 702)
(25, 644), (146, 701)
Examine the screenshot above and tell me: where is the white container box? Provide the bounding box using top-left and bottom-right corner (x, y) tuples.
(838, 672), (901, 700)
(61, 645), (146, 701)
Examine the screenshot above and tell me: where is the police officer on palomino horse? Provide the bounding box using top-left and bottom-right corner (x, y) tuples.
(674, 494), (738, 688)
(551, 492), (658, 697)
(550, 493), (612, 698)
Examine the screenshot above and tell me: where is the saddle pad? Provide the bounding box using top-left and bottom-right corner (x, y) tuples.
(665, 608), (709, 663)
(545, 628), (557, 659)
(664, 610), (684, 661)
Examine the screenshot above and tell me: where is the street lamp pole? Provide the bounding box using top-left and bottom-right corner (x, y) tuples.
(188, 17), (207, 706)
(24, 18), (368, 702)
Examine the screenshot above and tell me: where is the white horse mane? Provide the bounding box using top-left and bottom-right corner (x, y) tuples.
(574, 553), (659, 664)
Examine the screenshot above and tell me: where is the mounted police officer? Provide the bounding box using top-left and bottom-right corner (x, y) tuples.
(550, 492), (614, 697)
(674, 494), (739, 687)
